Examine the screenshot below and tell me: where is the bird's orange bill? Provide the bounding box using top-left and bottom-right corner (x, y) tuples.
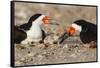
(67, 26), (76, 36)
(42, 16), (59, 26)
(42, 16), (49, 26)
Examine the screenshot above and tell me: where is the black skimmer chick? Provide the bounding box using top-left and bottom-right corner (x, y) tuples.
(58, 20), (97, 48)
(15, 13), (50, 44)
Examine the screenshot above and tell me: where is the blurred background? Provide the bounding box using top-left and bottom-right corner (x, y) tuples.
(15, 2), (96, 26)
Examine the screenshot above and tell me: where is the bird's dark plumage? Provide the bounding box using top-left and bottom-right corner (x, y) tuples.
(41, 29), (46, 41)
(19, 14), (42, 30)
(14, 13), (47, 44)
(14, 26), (27, 44)
(74, 20), (97, 43)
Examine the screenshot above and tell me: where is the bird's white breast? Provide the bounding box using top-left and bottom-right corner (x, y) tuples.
(26, 23), (42, 41)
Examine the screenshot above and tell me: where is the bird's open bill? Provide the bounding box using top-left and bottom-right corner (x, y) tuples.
(66, 26), (76, 36)
(57, 26), (78, 44)
(42, 16), (49, 26)
(42, 16), (59, 26)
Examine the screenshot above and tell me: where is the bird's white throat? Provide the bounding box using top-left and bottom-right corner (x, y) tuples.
(72, 24), (82, 32)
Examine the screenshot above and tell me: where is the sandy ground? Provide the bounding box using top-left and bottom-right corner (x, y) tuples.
(15, 40), (97, 66)
(13, 2), (97, 66)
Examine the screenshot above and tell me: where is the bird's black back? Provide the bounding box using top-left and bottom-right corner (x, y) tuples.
(74, 20), (97, 32)
(14, 26), (27, 44)
(74, 20), (97, 43)
(19, 14), (42, 31)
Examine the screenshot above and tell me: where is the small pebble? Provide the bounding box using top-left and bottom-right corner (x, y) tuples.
(28, 51), (31, 54)
(37, 55), (44, 59)
(63, 44), (68, 48)
(70, 54), (77, 58)
(27, 53), (34, 57)
(20, 57), (25, 61)
(15, 61), (22, 65)
(37, 43), (46, 49)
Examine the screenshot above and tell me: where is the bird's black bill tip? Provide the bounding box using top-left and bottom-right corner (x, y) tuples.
(57, 32), (69, 44)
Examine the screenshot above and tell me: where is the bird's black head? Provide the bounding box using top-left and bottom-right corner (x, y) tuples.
(28, 13), (50, 26)
(66, 19), (87, 36)
(28, 13), (42, 23)
(73, 19), (96, 32)
(74, 19), (87, 26)
(74, 20), (92, 32)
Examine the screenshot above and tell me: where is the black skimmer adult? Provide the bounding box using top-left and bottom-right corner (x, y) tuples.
(15, 13), (50, 44)
(58, 20), (97, 48)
